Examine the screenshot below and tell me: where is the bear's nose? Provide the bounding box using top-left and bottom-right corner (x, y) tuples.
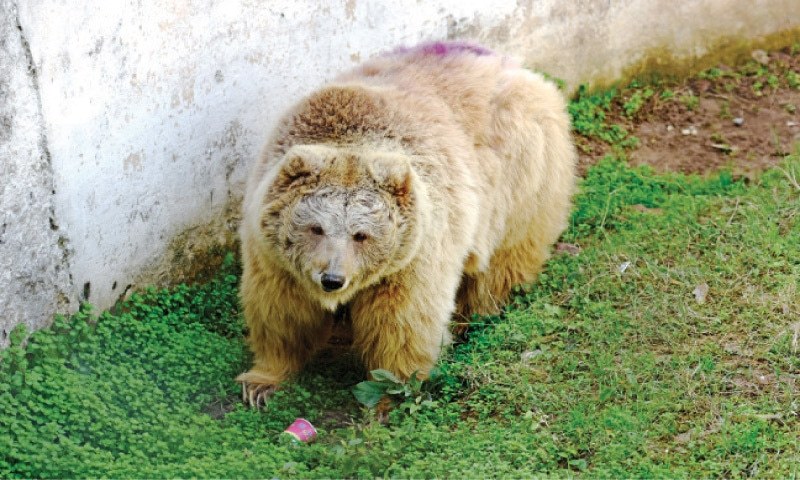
(321, 273), (346, 292)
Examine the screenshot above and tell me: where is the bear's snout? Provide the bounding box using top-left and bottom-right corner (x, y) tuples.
(320, 273), (346, 292)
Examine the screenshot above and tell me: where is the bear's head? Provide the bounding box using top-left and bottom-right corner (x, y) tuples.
(253, 144), (425, 309)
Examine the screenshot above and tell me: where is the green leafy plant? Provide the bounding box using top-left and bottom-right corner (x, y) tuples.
(569, 85), (637, 148)
(767, 74), (780, 89)
(680, 92), (700, 110)
(698, 67), (724, 79)
(352, 369), (438, 413)
(786, 71), (800, 89)
(623, 87), (654, 117)
(660, 89), (675, 100)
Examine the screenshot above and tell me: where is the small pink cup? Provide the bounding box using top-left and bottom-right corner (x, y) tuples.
(284, 418), (317, 443)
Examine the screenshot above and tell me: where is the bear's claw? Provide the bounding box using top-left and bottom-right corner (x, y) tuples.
(240, 381), (277, 408)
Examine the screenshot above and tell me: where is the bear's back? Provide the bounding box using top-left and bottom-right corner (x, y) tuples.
(337, 41), (514, 144)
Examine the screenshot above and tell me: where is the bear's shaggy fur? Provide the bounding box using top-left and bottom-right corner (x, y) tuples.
(237, 42), (576, 406)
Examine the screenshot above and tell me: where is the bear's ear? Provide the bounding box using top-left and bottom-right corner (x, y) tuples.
(274, 145), (330, 188)
(368, 153), (413, 201)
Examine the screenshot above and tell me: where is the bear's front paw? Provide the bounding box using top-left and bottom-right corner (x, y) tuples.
(240, 381), (277, 408)
(236, 370), (282, 408)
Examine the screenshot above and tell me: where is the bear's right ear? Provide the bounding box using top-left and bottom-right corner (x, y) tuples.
(273, 145), (329, 189)
(368, 153), (414, 203)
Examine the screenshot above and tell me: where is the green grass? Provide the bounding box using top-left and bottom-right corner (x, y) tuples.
(3, 153), (798, 477)
(5, 48), (800, 475)
(569, 85), (639, 149)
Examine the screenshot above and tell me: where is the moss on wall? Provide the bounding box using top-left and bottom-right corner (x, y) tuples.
(588, 27), (800, 92)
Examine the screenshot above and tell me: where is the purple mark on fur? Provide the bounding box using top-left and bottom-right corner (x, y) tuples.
(390, 41), (495, 58)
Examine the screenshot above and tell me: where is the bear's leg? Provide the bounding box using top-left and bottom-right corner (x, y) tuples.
(237, 317), (333, 407)
(237, 269), (332, 407)
(349, 269), (459, 380)
(456, 231), (552, 318)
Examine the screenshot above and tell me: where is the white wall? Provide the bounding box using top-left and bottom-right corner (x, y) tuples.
(2, 0), (799, 345)
(16, 0), (523, 316)
(1, 0), (72, 345)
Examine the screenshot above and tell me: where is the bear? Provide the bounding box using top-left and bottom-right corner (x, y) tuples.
(237, 41), (576, 407)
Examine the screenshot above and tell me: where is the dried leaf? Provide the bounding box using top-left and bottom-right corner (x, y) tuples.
(631, 204), (663, 214)
(556, 242), (581, 255)
(521, 349), (543, 364)
(693, 283), (709, 304)
(710, 143), (734, 153)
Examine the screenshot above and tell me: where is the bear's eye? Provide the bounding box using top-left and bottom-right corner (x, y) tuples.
(310, 225), (325, 236)
(352, 232), (369, 243)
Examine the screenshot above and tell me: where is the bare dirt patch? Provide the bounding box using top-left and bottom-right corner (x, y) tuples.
(578, 47), (800, 176)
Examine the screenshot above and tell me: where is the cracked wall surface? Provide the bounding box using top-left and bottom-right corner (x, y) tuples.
(0, 0), (72, 347)
(1, 0), (799, 345)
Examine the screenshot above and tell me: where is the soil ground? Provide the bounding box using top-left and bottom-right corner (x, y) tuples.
(577, 47), (800, 177)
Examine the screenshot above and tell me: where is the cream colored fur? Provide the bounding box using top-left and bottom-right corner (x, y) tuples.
(237, 46), (577, 406)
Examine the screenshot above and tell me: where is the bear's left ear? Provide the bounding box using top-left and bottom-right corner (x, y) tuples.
(368, 153), (414, 201)
(274, 145), (330, 188)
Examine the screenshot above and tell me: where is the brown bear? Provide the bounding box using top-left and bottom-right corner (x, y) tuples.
(237, 41), (576, 406)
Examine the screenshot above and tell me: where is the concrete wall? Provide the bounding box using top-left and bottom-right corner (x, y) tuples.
(2, 0), (799, 345)
(1, 0), (72, 346)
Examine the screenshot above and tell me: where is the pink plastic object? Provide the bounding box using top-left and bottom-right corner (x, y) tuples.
(284, 418), (317, 443)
